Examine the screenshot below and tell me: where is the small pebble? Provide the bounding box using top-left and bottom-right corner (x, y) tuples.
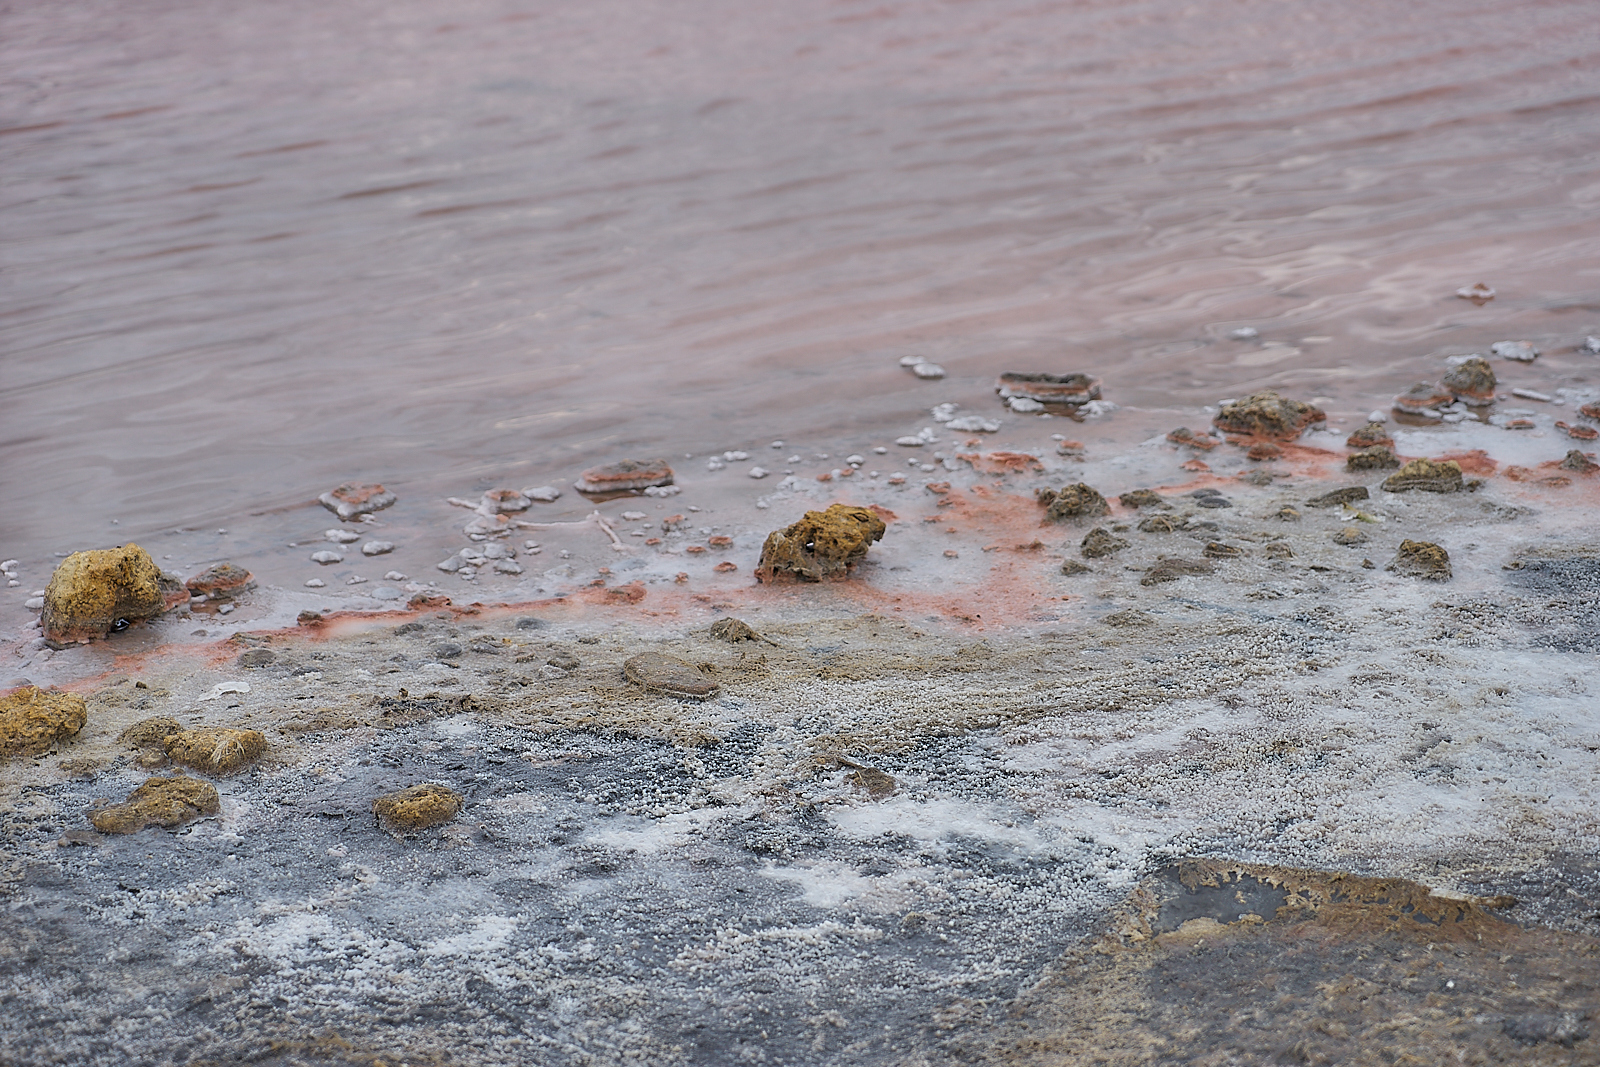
(310, 550), (343, 564)
(304, 579), (325, 588)
(1580, 336), (1600, 354)
(749, 467), (769, 479)
(1228, 327), (1259, 340)
(1491, 340), (1539, 362)
(770, 440), (784, 448)
(347, 575), (368, 585)
(1008, 397), (1044, 413)
(1367, 410), (1386, 423)
(24, 597), (44, 610)
(912, 362), (946, 379)
(216, 603), (234, 615)
(325, 529), (360, 544)
(846, 454), (864, 466)
(706, 458), (726, 471)
(723, 450), (749, 461)
(384, 570), (408, 581)
(524, 485), (561, 502)
(620, 511), (646, 521)
(898, 354), (925, 367)
(361, 541), (395, 556)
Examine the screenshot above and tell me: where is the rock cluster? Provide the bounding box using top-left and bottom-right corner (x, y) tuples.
(42, 544), (188, 645)
(755, 504), (886, 582)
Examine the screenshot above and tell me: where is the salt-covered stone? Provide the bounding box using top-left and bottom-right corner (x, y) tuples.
(523, 485), (561, 502)
(1490, 340), (1539, 362)
(911, 362), (946, 379)
(318, 483), (396, 521)
(995, 372), (1101, 405)
(361, 541), (395, 556)
(946, 416), (1000, 433)
(574, 458), (674, 494)
(325, 529), (361, 544)
(310, 550), (343, 564)
(1008, 397), (1044, 413)
(1228, 326), (1259, 340)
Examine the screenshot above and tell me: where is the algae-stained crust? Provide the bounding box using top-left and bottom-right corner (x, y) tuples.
(1442, 355), (1497, 405)
(754, 503), (886, 582)
(622, 652), (721, 700)
(1388, 539), (1452, 580)
(371, 783), (464, 835)
(1038, 483), (1111, 524)
(1346, 445), (1400, 471)
(164, 727), (268, 776)
(1383, 458), (1463, 493)
(1080, 527), (1128, 559)
(0, 686), (87, 757)
(708, 618), (762, 643)
(41, 543), (186, 644)
(1212, 390), (1326, 439)
(90, 776), (220, 834)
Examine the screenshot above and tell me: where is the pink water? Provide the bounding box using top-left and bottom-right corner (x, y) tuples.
(4, 0), (1600, 612)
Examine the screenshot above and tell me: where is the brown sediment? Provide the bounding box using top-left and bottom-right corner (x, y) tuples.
(848, 766), (897, 798)
(371, 783), (464, 835)
(1140, 557), (1214, 585)
(90, 775), (220, 834)
(959, 450), (1044, 474)
(1442, 356), (1497, 406)
(622, 652), (721, 699)
(1383, 459), (1463, 493)
(1345, 422), (1394, 449)
(0, 687), (87, 757)
(1212, 391), (1325, 440)
(1080, 528), (1128, 559)
(1202, 541), (1243, 558)
(1037, 483), (1111, 524)
(1245, 441), (1281, 461)
(318, 483), (397, 520)
(754, 503), (886, 582)
(1346, 445), (1400, 471)
(995, 371), (1101, 405)
(1387, 539), (1451, 580)
(981, 861), (1595, 1067)
(41, 544), (188, 645)
(573, 458), (674, 494)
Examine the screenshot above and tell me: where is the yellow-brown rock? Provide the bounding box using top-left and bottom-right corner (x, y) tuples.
(0, 687), (87, 757)
(372, 783), (464, 835)
(1382, 459), (1463, 493)
(89, 776), (220, 834)
(1212, 391), (1326, 440)
(42, 544), (187, 645)
(755, 503), (886, 582)
(164, 727), (268, 776)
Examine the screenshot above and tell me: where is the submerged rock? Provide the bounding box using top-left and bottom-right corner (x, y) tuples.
(574, 458), (674, 494)
(1392, 382), (1454, 415)
(0, 687), (87, 757)
(1387, 540), (1451, 580)
(1559, 450), (1599, 473)
(1118, 489), (1168, 510)
(1306, 486), (1369, 508)
(1212, 391), (1325, 440)
(1345, 422), (1395, 449)
(1140, 557), (1215, 586)
(1383, 459), (1463, 493)
(1442, 357), (1497, 406)
(371, 784), (464, 836)
(1347, 446), (1401, 471)
(1166, 427), (1219, 450)
(184, 562), (255, 601)
(319, 483), (397, 520)
(42, 544), (187, 645)
(622, 653), (721, 700)
(995, 372), (1102, 405)
(90, 776), (219, 834)
(1081, 528), (1129, 559)
(1038, 483), (1111, 524)
(755, 504), (886, 582)
(164, 727), (268, 776)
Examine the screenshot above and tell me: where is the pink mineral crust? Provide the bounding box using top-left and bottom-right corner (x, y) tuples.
(573, 458), (674, 494)
(1391, 382), (1454, 415)
(995, 372), (1102, 405)
(318, 483), (397, 520)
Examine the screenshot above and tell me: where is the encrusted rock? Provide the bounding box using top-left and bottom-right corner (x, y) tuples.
(90, 776), (219, 834)
(1212, 391), (1325, 440)
(574, 458), (674, 494)
(1490, 340), (1538, 362)
(849, 767), (897, 799)
(709, 618), (762, 643)
(1104, 609), (1156, 628)
(755, 504), (886, 582)
(622, 653), (720, 699)
(1392, 382), (1454, 415)
(1080, 528), (1129, 559)
(1166, 427), (1219, 450)
(1118, 489), (1168, 510)
(42, 544), (188, 645)
(319, 483), (397, 520)
(1442, 357), (1497, 406)
(995, 372), (1101, 405)
(371, 783), (464, 835)
(1140, 557), (1215, 586)
(164, 727), (268, 776)
(184, 562), (255, 600)
(1276, 506), (1301, 521)
(1383, 459), (1463, 493)
(1263, 541), (1294, 559)
(1038, 483), (1111, 524)
(1387, 540), (1451, 580)
(1059, 560), (1092, 575)
(1306, 486), (1369, 509)
(1246, 442), (1282, 461)
(0, 687), (87, 757)
(1559, 450), (1599, 473)
(1345, 422), (1394, 449)
(1138, 514), (1186, 534)
(1347, 446), (1400, 471)
(1202, 541), (1244, 559)
(1332, 526), (1369, 546)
